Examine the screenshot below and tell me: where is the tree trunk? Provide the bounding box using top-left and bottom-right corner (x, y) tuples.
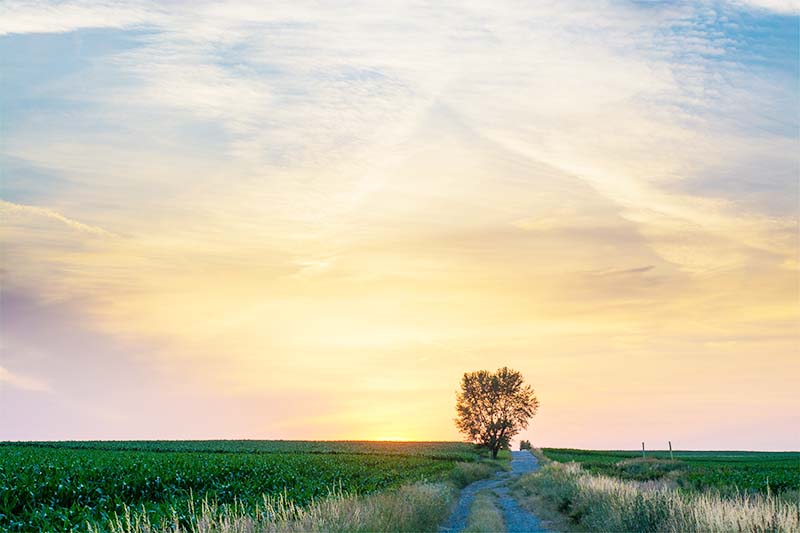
(491, 446), (499, 459)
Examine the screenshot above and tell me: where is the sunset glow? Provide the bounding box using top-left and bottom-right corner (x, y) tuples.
(1, 0), (798, 450)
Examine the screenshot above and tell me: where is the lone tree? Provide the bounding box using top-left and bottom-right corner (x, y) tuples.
(455, 367), (539, 459)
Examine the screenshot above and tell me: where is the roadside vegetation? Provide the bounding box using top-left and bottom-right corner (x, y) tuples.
(513, 449), (800, 532)
(449, 456), (510, 488)
(462, 491), (505, 533)
(100, 481), (456, 533)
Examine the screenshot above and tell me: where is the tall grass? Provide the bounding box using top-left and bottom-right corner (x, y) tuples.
(463, 491), (504, 533)
(516, 462), (800, 532)
(449, 460), (503, 488)
(96, 482), (456, 533)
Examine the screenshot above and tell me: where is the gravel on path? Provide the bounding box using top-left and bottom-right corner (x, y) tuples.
(438, 451), (549, 533)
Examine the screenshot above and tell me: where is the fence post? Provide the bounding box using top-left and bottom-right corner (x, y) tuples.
(669, 441), (673, 461)
(642, 441), (645, 458)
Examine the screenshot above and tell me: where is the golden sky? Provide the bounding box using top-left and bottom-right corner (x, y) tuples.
(1, 0), (798, 449)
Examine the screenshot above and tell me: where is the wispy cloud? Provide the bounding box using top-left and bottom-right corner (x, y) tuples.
(0, 1), (160, 36)
(733, 0), (800, 13)
(587, 266), (656, 277)
(0, 365), (50, 392)
(1, 200), (114, 237)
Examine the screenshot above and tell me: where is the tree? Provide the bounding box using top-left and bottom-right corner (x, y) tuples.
(455, 367), (539, 459)
(519, 439), (532, 451)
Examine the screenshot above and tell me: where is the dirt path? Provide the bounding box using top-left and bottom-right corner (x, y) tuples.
(439, 451), (548, 533)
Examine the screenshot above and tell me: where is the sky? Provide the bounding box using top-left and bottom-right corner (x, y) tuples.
(0, 0), (798, 450)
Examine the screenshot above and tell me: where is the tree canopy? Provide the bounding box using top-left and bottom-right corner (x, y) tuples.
(455, 367), (539, 459)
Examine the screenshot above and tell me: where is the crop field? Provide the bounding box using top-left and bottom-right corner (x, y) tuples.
(541, 448), (800, 494)
(0, 441), (474, 531)
(13, 440), (477, 460)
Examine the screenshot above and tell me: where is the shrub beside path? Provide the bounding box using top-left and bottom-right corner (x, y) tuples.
(439, 451), (550, 533)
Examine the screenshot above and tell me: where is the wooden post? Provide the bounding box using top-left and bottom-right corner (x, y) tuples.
(642, 442), (645, 458)
(669, 441), (673, 461)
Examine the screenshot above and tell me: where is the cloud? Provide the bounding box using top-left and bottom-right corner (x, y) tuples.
(2, 0), (795, 294)
(587, 266), (656, 277)
(0, 200), (114, 237)
(0, 366), (50, 392)
(730, 0), (800, 13)
(0, 1), (159, 36)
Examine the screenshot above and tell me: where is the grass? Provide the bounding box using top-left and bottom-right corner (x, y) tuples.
(449, 454), (511, 488)
(463, 491), (505, 533)
(514, 452), (800, 532)
(0, 441), (487, 531)
(449, 462), (499, 488)
(98, 481), (456, 533)
(541, 448), (800, 494)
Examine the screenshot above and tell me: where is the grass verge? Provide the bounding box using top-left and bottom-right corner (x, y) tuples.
(449, 459), (507, 488)
(513, 461), (800, 532)
(98, 481), (457, 533)
(463, 491), (505, 533)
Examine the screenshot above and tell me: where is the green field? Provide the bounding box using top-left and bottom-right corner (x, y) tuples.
(0, 440), (476, 531)
(11, 440), (478, 460)
(541, 448), (800, 494)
